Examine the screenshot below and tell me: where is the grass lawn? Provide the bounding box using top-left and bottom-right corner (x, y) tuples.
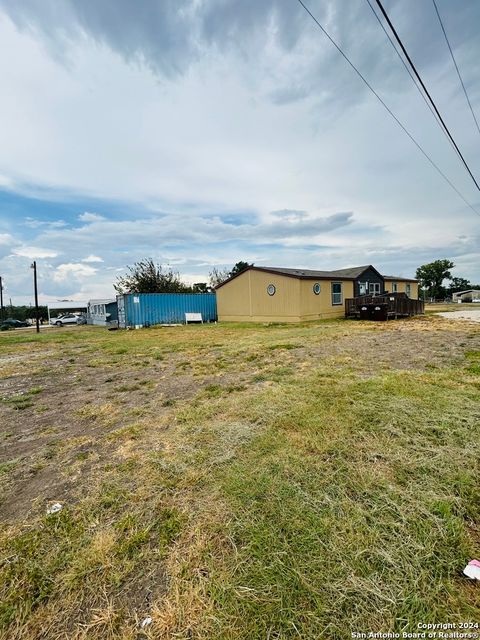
(0, 316), (479, 639)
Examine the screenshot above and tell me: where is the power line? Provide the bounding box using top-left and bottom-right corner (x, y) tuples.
(431, 0), (480, 138)
(364, 0), (462, 164)
(294, 0), (480, 218)
(374, 0), (480, 193)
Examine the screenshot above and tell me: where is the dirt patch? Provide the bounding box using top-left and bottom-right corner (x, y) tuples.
(438, 310), (480, 323)
(306, 322), (478, 374)
(0, 345), (251, 524)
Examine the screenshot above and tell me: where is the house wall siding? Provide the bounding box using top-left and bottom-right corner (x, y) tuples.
(216, 270), (253, 317)
(250, 271), (301, 319)
(384, 280), (419, 299)
(299, 279), (354, 319)
(217, 270), (301, 321)
(354, 267), (385, 296)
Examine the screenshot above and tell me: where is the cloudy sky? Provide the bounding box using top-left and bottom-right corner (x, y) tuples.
(0, 0), (479, 304)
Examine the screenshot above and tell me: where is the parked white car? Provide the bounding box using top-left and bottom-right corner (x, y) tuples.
(50, 313), (80, 326)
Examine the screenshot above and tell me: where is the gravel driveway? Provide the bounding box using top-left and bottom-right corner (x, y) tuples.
(438, 309), (480, 322)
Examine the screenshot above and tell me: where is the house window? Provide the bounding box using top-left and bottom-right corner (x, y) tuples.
(313, 283), (321, 295)
(331, 282), (343, 305)
(406, 284), (411, 297)
(267, 284), (276, 296)
(369, 283), (381, 295)
(392, 282), (398, 293)
(359, 282), (367, 295)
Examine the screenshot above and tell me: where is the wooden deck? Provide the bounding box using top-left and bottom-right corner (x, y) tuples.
(345, 293), (424, 320)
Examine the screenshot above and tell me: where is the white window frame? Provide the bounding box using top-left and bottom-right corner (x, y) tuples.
(392, 282), (398, 293)
(406, 283), (411, 297)
(331, 282), (343, 305)
(359, 282), (367, 295)
(369, 282), (381, 295)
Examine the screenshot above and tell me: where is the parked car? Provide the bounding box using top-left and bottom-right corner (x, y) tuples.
(76, 314), (87, 325)
(1, 318), (31, 329)
(50, 313), (81, 326)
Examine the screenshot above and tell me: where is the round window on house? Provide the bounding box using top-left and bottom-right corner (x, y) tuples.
(267, 284), (276, 296)
(313, 283), (321, 295)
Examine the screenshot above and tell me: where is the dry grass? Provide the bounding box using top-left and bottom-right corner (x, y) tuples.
(0, 317), (479, 638)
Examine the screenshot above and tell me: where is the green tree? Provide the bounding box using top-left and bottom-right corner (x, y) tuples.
(209, 261), (253, 288)
(209, 267), (231, 288)
(229, 261), (253, 277)
(1, 305), (48, 322)
(415, 259), (454, 300)
(446, 277), (471, 295)
(192, 282), (210, 293)
(114, 259), (191, 294)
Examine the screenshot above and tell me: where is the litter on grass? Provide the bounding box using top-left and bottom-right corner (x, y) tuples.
(141, 617), (152, 628)
(46, 503), (63, 515)
(463, 559), (480, 580)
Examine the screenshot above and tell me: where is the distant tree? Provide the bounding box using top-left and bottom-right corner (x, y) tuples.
(209, 261), (253, 288)
(114, 259), (191, 294)
(447, 277), (471, 295)
(1, 305), (48, 322)
(229, 261), (253, 277)
(192, 282), (210, 293)
(415, 259), (454, 300)
(209, 267), (231, 288)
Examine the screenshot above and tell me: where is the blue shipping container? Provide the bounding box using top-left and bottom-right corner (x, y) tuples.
(117, 293), (217, 328)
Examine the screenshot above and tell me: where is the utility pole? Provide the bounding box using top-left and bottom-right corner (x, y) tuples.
(0, 276), (4, 322)
(31, 261), (40, 333)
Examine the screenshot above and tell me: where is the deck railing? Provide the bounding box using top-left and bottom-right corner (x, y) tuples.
(345, 294), (424, 319)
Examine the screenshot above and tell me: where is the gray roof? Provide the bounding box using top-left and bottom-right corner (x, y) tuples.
(251, 265), (374, 280)
(328, 265), (378, 278)
(216, 264), (418, 289)
(89, 298), (117, 305)
(383, 275), (418, 282)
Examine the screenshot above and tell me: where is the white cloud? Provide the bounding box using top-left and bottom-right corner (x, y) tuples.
(82, 254), (104, 263)
(53, 262), (97, 282)
(0, 7), (478, 227)
(0, 173), (13, 188)
(78, 212), (105, 222)
(24, 217), (67, 229)
(0, 233), (14, 245)
(23, 218), (44, 228)
(13, 245), (58, 259)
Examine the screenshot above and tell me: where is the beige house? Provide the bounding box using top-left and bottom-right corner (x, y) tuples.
(383, 276), (419, 299)
(216, 266), (355, 322)
(216, 265), (419, 323)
